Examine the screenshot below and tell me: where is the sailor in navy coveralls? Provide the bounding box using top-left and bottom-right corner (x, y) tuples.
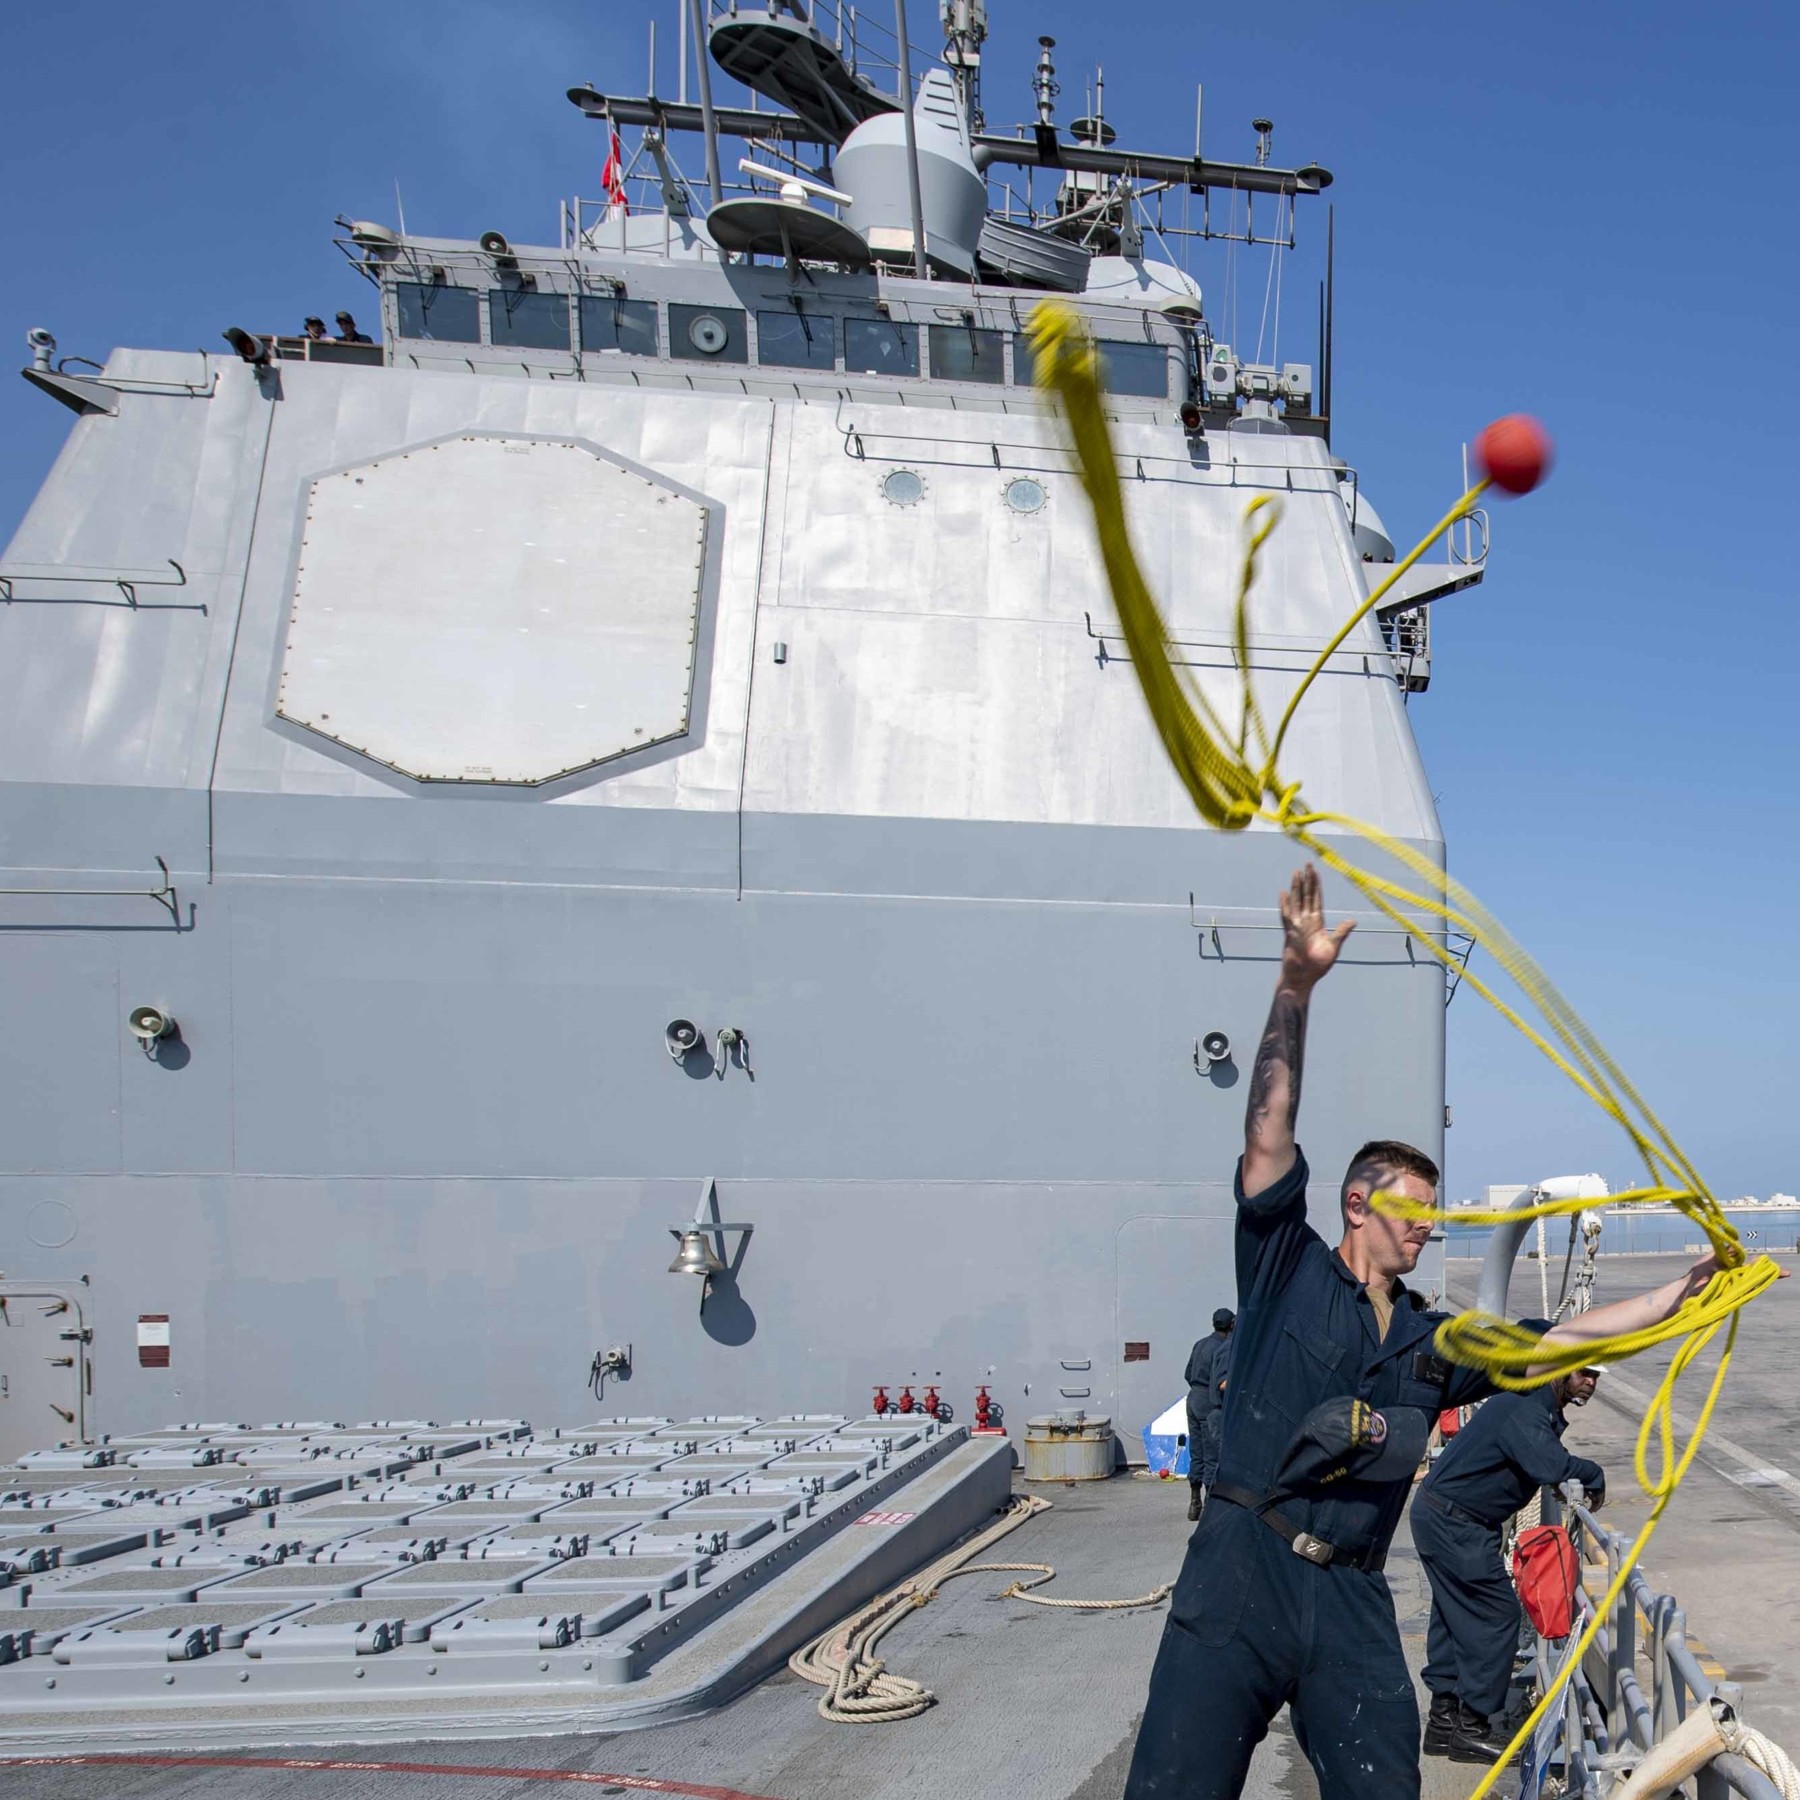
(1124, 867), (1723, 1800)
(1414, 1367), (1606, 1760)
(1184, 1308), (1234, 1519)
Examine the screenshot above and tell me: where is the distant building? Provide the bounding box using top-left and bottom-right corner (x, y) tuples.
(1771, 1193), (1797, 1207)
(1485, 1184), (1529, 1210)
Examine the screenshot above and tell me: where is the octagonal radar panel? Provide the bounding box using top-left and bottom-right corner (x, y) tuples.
(278, 435), (712, 785)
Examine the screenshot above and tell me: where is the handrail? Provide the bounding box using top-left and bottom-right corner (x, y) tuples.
(1451, 507), (1490, 566)
(1521, 1498), (1793, 1798)
(55, 355), (218, 398)
(1714, 1757), (1788, 1800)
(0, 558), (187, 610)
(833, 403), (1344, 493)
(708, 0), (906, 95)
(0, 856), (184, 927)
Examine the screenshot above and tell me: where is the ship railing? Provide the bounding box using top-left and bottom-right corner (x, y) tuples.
(1450, 507), (1490, 566)
(567, 93), (863, 252)
(705, 0), (907, 100)
(833, 401), (1349, 493)
(566, 172), (778, 256)
(1525, 1496), (1790, 1799)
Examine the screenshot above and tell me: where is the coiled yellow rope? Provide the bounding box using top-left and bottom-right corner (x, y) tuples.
(1026, 299), (1781, 1796)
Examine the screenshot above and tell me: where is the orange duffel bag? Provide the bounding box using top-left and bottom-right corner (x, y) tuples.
(1513, 1524), (1580, 1640)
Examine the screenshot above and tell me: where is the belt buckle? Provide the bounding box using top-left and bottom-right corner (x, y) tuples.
(1290, 1531), (1334, 1566)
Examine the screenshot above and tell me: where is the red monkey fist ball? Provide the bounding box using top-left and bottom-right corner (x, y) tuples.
(1474, 414), (1553, 495)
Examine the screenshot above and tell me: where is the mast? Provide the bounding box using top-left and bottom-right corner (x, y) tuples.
(686, 0), (724, 206)
(893, 0), (929, 279)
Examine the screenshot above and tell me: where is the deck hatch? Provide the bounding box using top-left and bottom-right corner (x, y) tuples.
(0, 1414), (999, 1734)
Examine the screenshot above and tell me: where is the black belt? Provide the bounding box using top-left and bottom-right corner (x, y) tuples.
(1415, 1487), (1501, 1533)
(1211, 1482), (1387, 1573)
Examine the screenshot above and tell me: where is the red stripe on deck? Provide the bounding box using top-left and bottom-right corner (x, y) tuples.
(0, 1754), (788, 1800)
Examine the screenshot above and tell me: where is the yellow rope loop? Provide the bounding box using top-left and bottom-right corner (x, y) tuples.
(1025, 296), (1782, 1800)
(1267, 782), (1306, 827)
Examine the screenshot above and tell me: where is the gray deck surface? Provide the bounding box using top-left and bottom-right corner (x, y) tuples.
(6, 1251), (1798, 1800)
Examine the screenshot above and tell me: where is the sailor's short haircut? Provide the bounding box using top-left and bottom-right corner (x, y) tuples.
(1340, 1139), (1440, 1219)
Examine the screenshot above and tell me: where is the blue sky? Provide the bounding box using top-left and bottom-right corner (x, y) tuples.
(3, 2), (1795, 1203)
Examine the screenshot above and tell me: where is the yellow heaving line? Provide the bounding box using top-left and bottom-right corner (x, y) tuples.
(1026, 299), (1782, 1797)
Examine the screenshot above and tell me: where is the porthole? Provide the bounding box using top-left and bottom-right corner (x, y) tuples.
(687, 313), (730, 355)
(881, 468), (925, 507)
(1003, 477), (1047, 515)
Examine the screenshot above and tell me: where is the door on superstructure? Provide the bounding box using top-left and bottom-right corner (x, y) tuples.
(1115, 1213), (1234, 1452)
(0, 1286), (91, 1463)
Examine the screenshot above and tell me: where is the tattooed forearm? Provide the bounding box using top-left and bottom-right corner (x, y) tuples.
(1240, 868), (1344, 1190)
(1245, 988), (1309, 1148)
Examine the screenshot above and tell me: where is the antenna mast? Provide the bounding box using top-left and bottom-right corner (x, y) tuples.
(941, 0), (988, 130)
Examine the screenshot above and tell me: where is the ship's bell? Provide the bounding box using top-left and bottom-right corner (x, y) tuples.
(668, 1229), (726, 1279)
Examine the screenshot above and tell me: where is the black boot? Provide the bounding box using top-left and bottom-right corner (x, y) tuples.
(1422, 1692), (1459, 1756)
(1186, 1486), (1203, 1522)
(1447, 1701), (1522, 1765)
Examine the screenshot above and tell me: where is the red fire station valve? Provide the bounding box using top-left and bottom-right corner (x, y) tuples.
(922, 1383), (941, 1419)
(872, 1385), (890, 1416)
(897, 1384), (915, 1415)
(974, 1385), (992, 1429)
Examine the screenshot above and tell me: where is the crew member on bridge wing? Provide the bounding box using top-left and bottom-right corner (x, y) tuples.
(1123, 865), (1722, 1800)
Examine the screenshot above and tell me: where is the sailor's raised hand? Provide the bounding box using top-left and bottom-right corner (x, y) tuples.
(1278, 865), (1354, 989)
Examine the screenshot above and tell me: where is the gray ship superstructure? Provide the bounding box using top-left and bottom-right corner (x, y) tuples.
(0, 0), (1480, 1472)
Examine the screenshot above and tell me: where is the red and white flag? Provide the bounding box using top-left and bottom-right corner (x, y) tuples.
(602, 129), (629, 212)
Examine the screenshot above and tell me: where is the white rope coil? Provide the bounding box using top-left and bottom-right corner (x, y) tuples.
(1722, 1718), (1800, 1800)
(787, 1494), (1173, 1723)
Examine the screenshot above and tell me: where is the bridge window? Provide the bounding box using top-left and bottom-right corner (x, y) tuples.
(395, 282), (480, 344)
(844, 317), (918, 377)
(488, 289), (572, 352)
(757, 309), (837, 370)
(579, 296), (659, 357)
(929, 323), (1004, 385)
(1094, 340), (1171, 398)
(308, 340), (384, 367)
(669, 303), (748, 364)
(1014, 333), (1171, 398)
